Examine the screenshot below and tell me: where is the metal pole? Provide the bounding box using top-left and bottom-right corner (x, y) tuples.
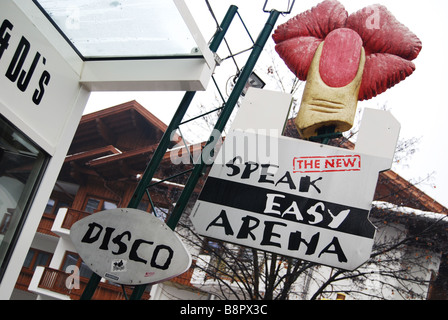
(130, 8), (280, 301)
(79, 5), (238, 301)
(166, 9), (281, 231)
(127, 5), (239, 210)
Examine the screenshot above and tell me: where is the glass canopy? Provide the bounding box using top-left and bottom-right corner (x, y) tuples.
(33, 0), (201, 60)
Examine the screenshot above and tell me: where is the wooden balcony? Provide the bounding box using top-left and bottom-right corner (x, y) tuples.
(36, 214), (58, 237)
(36, 208), (89, 236)
(15, 268), (34, 292)
(37, 267), (151, 300)
(61, 208), (90, 230)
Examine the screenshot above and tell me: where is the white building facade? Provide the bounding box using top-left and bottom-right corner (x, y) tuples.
(0, 0), (216, 299)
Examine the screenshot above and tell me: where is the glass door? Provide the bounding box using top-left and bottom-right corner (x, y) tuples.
(0, 115), (49, 282)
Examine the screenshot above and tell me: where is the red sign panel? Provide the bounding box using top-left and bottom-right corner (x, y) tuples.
(293, 155), (361, 173)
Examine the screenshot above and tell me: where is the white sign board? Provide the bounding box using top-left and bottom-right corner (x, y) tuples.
(190, 89), (400, 270)
(71, 208), (192, 285)
(0, 1), (84, 154)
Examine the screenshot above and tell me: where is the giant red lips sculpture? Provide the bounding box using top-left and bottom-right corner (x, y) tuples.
(273, 0), (422, 138)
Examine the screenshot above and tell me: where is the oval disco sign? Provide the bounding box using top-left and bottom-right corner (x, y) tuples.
(70, 208), (192, 285)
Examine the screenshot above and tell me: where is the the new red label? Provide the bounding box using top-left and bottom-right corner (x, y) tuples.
(293, 155), (361, 173)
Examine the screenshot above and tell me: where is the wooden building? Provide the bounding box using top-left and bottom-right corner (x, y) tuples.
(10, 100), (448, 300)
(11, 100), (197, 300)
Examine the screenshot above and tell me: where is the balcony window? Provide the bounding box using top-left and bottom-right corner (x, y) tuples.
(23, 249), (52, 271)
(61, 251), (93, 279)
(44, 198), (72, 215)
(0, 115), (49, 282)
(83, 196), (117, 213)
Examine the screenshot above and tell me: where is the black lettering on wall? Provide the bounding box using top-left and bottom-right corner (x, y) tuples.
(33, 70), (50, 105)
(0, 19), (13, 60)
(17, 51), (40, 92)
(6, 36), (30, 83)
(1, 20), (51, 106)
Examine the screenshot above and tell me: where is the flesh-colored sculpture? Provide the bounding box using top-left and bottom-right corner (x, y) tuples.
(297, 28), (366, 138)
(273, 0), (422, 138)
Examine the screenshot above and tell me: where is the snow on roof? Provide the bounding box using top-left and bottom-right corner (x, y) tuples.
(373, 201), (448, 223)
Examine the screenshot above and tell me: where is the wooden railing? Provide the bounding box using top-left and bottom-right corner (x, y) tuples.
(37, 208), (88, 235)
(37, 214), (58, 237)
(38, 267), (151, 300)
(15, 268), (34, 292)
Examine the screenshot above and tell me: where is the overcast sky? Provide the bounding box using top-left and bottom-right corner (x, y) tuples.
(85, 0), (448, 208)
